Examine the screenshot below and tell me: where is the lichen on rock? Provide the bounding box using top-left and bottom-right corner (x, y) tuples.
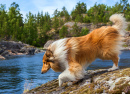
(25, 68), (130, 94)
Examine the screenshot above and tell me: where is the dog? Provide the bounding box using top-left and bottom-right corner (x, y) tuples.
(41, 14), (127, 87)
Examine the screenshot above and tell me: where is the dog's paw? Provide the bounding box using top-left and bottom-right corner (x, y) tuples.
(108, 67), (119, 71)
(67, 82), (72, 86)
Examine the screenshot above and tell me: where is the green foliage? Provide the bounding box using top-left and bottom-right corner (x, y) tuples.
(71, 22), (80, 37)
(75, 14), (83, 22)
(83, 15), (91, 23)
(125, 3), (130, 21)
(71, 2), (87, 21)
(0, 0), (130, 47)
(80, 28), (89, 36)
(127, 24), (130, 31)
(59, 26), (68, 38)
(52, 17), (59, 30)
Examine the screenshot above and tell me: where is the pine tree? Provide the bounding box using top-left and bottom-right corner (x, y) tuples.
(59, 26), (68, 38)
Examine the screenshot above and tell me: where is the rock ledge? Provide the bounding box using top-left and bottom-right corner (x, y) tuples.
(25, 68), (130, 94)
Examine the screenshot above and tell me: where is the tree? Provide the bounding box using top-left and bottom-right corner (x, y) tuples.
(125, 4), (130, 21)
(52, 16), (59, 30)
(71, 2), (87, 21)
(23, 12), (37, 45)
(59, 26), (68, 38)
(80, 28), (89, 36)
(71, 22), (80, 37)
(0, 4), (9, 39)
(120, 0), (129, 13)
(8, 2), (23, 40)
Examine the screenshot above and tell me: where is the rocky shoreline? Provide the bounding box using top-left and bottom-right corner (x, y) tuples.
(0, 41), (45, 60)
(24, 68), (130, 94)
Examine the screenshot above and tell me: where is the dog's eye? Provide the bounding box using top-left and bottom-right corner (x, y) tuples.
(43, 62), (46, 64)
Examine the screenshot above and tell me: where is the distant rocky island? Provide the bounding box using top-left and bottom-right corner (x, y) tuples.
(0, 41), (44, 60)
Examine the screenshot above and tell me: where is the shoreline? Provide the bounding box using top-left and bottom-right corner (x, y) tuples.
(0, 50), (46, 60)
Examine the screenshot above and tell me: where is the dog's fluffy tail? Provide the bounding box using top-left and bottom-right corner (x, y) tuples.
(109, 14), (127, 36)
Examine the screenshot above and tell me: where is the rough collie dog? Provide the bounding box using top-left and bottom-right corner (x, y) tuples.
(41, 14), (127, 87)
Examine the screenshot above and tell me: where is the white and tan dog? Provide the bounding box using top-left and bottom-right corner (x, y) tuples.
(41, 14), (127, 87)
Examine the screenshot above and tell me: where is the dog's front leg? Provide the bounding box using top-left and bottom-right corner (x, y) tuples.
(58, 69), (76, 87)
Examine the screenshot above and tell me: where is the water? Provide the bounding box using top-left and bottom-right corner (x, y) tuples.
(0, 50), (130, 94)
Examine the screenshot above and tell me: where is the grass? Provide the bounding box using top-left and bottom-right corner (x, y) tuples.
(23, 79), (33, 93)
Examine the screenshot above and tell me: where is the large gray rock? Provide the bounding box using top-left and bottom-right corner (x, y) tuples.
(125, 32), (130, 37)
(0, 41), (25, 50)
(1, 50), (9, 56)
(126, 39), (130, 46)
(44, 40), (55, 49)
(27, 48), (35, 55)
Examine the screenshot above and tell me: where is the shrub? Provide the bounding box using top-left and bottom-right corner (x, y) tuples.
(80, 27), (89, 36)
(127, 24), (130, 31)
(59, 26), (68, 38)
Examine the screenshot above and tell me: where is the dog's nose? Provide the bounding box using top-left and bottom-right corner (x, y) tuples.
(41, 72), (44, 74)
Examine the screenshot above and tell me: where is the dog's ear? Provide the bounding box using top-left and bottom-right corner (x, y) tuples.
(46, 50), (55, 63)
(46, 50), (53, 57)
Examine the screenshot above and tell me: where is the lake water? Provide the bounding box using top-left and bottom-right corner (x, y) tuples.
(0, 50), (130, 94)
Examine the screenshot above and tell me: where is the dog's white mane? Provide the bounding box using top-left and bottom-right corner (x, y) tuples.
(49, 38), (69, 69)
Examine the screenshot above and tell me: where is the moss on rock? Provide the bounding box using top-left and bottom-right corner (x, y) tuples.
(24, 68), (130, 94)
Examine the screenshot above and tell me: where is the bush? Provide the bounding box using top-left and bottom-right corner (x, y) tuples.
(59, 26), (68, 38)
(127, 24), (130, 31)
(80, 28), (89, 36)
(71, 22), (80, 37)
(83, 15), (91, 23)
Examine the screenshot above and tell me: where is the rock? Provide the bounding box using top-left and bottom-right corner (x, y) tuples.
(0, 55), (5, 60)
(27, 48), (35, 55)
(35, 48), (41, 53)
(17, 53), (24, 55)
(25, 68), (130, 94)
(0, 49), (4, 54)
(44, 40), (55, 49)
(0, 41), (42, 58)
(126, 39), (130, 46)
(1, 50), (9, 56)
(19, 46), (27, 53)
(0, 41), (24, 50)
(125, 32), (130, 37)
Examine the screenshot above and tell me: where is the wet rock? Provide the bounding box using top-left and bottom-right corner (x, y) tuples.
(27, 48), (35, 55)
(0, 55), (5, 60)
(1, 50), (9, 56)
(0, 49), (4, 54)
(35, 48), (42, 53)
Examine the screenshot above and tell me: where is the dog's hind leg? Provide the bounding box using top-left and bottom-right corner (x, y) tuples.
(108, 56), (119, 71)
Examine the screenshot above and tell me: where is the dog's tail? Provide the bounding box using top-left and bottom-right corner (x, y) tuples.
(109, 14), (127, 36)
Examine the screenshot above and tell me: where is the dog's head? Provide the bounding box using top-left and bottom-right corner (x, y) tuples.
(41, 50), (55, 74)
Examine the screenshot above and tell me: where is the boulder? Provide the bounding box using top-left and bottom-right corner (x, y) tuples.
(1, 50), (9, 56)
(25, 68), (130, 94)
(125, 32), (130, 37)
(27, 48), (35, 55)
(126, 39), (130, 46)
(44, 40), (55, 49)
(0, 49), (4, 54)
(0, 55), (5, 60)
(35, 48), (41, 53)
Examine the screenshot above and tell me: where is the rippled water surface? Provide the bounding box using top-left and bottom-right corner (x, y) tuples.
(0, 50), (130, 94)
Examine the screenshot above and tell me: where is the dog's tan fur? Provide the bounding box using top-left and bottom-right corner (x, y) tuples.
(41, 14), (127, 86)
